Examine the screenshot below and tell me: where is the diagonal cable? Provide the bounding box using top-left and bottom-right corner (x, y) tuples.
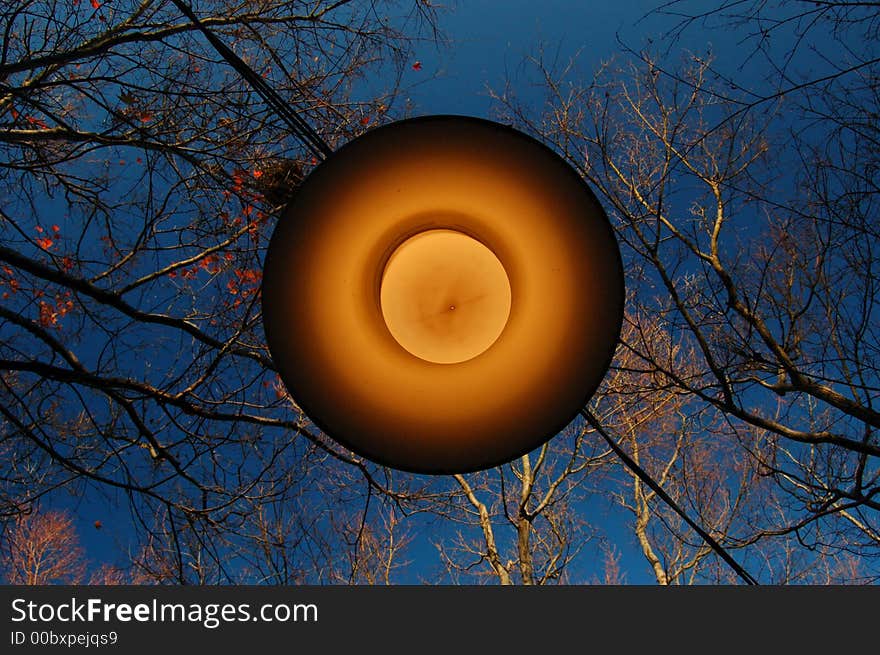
(169, 0), (334, 161)
(580, 407), (759, 585)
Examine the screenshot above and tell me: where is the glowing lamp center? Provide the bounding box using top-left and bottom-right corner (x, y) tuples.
(380, 229), (512, 364)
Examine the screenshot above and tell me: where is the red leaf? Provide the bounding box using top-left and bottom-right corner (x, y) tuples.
(36, 237), (53, 250)
(51, 224), (60, 233)
(360, 115), (371, 126)
(35, 225), (44, 233)
(91, 0), (100, 8)
(198, 254), (219, 271)
(38, 301), (58, 327)
(232, 171), (245, 190)
(412, 61), (422, 71)
(252, 169), (263, 179)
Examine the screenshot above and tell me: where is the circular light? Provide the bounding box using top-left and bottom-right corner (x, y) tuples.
(261, 115), (624, 474)
(379, 229), (512, 364)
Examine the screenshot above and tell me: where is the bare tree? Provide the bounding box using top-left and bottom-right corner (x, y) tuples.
(654, 0), (880, 100)
(431, 316), (765, 585)
(493, 31), (880, 580)
(596, 316), (760, 584)
(5, 0), (877, 585)
(1, 508), (86, 584)
(433, 396), (624, 584)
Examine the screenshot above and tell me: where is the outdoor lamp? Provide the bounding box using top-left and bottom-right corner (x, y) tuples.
(261, 115), (624, 473)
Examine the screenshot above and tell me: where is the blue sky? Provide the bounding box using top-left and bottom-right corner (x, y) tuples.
(407, 0), (664, 117)
(402, 0), (779, 118)
(40, 0), (851, 584)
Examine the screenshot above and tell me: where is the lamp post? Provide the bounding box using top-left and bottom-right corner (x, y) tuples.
(261, 115), (624, 474)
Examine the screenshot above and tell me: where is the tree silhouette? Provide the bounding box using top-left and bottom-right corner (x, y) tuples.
(2, 0), (878, 584)
(2, 509), (86, 584)
(0, 0), (439, 583)
(493, 4), (880, 577)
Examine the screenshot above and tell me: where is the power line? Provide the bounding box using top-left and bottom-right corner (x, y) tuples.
(580, 407), (759, 585)
(168, 0), (334, 162)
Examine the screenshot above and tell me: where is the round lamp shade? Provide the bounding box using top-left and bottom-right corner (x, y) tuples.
(261, 116), (624, 474)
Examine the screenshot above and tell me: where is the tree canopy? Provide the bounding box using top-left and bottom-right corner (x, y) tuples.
(2, 0), (878, 584)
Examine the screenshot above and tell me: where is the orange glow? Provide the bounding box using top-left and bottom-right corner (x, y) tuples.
(380, 229), (512, 364)
(262, 116), (624, 473)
